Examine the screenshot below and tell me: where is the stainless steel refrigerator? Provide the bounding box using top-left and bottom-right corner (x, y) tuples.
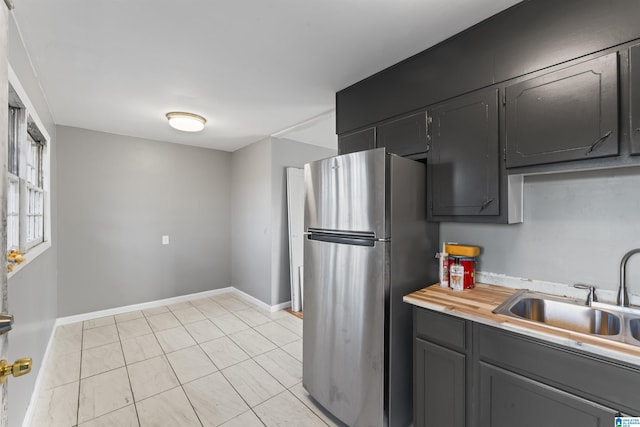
(303, 148), (439, 427)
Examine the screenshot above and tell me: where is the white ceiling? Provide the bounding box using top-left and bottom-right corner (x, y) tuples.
(11, 0), (521, 152)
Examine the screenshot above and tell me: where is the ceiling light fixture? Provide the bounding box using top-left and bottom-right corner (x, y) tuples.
(166, 112), (207, 132)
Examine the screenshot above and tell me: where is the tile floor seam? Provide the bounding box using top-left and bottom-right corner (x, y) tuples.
(253, 350), (301, 391)
(127, 354), (180, 403)
(251, 324), (292, 349)
(224, 408), (268, 427)
(218, 356), (286, 409)
(178, 321), (213, 357)
(115, 320), (143, 427)
(186, 342), (221, 374)
(287, 385), (333, 427)
(75, 324), (84, 427)
(217, 365), (256, 411)
(197, 340), (250, 372)
(176, 382), (207, 427)
(255, 388), (328, 426)
(226, 331), (275, 359)
(251, 407), (268, 427)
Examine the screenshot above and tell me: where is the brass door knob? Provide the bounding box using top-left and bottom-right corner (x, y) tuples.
(0, 358), (32, 383)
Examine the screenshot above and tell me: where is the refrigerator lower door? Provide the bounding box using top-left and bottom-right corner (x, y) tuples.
(303, 237), (388, 427)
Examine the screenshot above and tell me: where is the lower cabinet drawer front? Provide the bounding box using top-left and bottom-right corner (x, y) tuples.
(479, 362), (616, 426)
(415, 308), (466, 351)
(476, 325), (640, 414)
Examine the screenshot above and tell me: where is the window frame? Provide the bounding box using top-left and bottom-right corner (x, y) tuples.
(7, 65), (52, 278)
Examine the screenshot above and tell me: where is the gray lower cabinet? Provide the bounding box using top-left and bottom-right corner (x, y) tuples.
(478, 363), (614, 427)
(505, 52), (619, 168)
(415, 339), (465, 427)
(337, 127), (375, 155)
(414, 308), (469, 427)
(413, 307), (640, 427)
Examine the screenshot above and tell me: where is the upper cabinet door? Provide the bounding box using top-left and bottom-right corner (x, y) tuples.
(429, 89), (500, 217)
(377, 111), (428, 157)
(338, 127), (376, 155)
(505, 53), (619, 168)
(631, 44), (640, 155)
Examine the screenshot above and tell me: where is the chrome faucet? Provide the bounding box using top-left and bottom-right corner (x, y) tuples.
(618, 249), (640, 307)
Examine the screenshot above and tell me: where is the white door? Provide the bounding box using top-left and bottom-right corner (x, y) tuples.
(286, 168), (304, 312)
(0, 2), (9, 425)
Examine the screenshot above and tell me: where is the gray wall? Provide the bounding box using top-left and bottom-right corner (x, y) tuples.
(230, 137), (335, 306)
(7, 14), (59, 427)
(57, 126), (232, 316)
(230, 138), (273, 303)
(270, 137), (335, 304)
(441, 166), (640, 300)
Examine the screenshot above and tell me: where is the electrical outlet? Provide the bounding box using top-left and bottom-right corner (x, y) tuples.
(162, 235), (169, 245)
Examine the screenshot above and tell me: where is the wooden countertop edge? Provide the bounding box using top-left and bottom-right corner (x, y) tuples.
(404, 283), (640, 366)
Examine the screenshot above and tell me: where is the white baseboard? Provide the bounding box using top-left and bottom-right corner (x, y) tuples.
(271, 300), (292, 312)
(231, 288), (292, 313)
(21, 319), (57, 427)
(55, 287), (235, 326)
(55, 287), (293, 325)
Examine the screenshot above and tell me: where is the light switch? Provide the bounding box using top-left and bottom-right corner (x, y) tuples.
(162, 235), (169, 245)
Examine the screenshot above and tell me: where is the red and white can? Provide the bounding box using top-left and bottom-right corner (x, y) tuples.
(448, 256), (475, 289)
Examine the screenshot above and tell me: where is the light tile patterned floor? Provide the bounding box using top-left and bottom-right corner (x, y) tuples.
(30, 292), (344, 427)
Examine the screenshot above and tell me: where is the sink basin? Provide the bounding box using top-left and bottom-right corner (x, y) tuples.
(508, 297), (621, 335)
(493, 290), (640, 348)
(630, 318), (640, 342)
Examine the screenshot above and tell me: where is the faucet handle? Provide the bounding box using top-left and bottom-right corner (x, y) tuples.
(574, 284), (598, 305)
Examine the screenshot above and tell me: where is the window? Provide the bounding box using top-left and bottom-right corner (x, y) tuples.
(7, 107), (19, 251)
(6, 73), (51, 270)
(25, 131), (45, 247)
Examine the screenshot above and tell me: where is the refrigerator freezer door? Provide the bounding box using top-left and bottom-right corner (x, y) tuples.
(303, 237), (388, 427)
(304, 148), (388, 239)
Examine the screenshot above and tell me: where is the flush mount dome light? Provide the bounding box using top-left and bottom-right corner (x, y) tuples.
(166, 112), (206, 132)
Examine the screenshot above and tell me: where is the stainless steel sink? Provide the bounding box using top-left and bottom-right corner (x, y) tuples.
(508, 297), (621, 335)
(493, 290), (640, 347)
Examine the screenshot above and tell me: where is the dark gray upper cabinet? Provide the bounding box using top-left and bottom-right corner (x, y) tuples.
(631, 44), (640, 155)
(505, 53), (619, 168)
(337, 127), (375, 155)
(376, 111), (428, 157)
(336, 0), (640, 135)
(428, 89), (500, 217)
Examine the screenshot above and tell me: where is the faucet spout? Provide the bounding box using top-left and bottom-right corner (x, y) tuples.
(618, 249), (640, 307)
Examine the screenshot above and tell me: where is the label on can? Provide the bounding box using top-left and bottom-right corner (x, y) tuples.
(450, 263), (464, 291)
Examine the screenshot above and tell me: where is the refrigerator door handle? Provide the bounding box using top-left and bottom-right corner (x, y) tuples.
(307, 232), (376, 247)
(306, 228), (376, 239)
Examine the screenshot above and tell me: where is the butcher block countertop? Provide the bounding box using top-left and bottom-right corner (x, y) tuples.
(404, 283), (640, 367)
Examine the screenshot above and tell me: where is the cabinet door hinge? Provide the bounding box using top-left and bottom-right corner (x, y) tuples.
(503, 148), (507, 161)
